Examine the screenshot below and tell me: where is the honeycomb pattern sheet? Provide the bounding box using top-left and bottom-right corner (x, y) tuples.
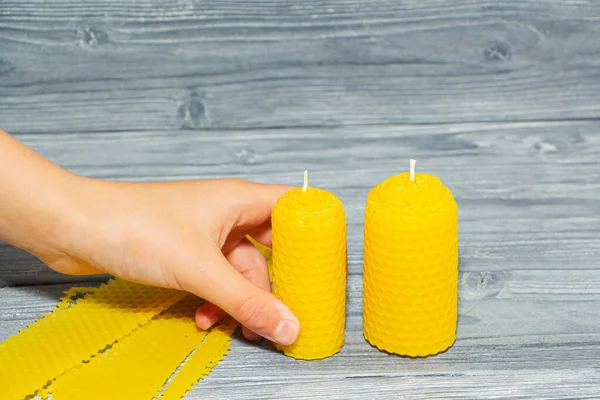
(51, 295), (209, 400)
(0, 279), (185, 400)
(159, 318), (238, 400)
(0, 237), (279, 399)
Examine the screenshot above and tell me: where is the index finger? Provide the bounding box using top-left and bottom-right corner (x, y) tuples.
(234, 182), (296, 229)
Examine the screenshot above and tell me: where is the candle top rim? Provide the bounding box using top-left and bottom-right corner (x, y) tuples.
(273, 187), (344, 218)
(368, 172), (454, 210)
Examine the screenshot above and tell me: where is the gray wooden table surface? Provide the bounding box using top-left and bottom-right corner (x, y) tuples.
(2, 1), (600, 398)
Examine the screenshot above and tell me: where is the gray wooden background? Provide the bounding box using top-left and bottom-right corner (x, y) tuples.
(1, 1), (600, 398)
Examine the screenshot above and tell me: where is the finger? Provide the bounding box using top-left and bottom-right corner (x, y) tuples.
(228, 239), (271, 341)
(234, 182), (296, 229)
(196, 305), (261, 341)
(179, 243), (299, 346)
(242, 326), (262, 342)
(195, 239), (270, 336)
(247, 220), (273, 248)
(219, 182), (293, 253)
(195, 302), (226, 330)
(229, 239), (271, 291)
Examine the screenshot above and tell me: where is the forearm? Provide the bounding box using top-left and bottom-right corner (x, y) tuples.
(0, 130), (79, 256)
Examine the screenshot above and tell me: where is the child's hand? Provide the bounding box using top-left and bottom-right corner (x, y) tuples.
(36, 177), (300, 345)
(0, 130), (299, 344)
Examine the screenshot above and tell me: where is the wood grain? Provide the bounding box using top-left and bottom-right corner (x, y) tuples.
(2, 121), (599, 285)
(2, 271), (600, 398)
(1, 0), (600, 398)
(2, 1), (600, 133)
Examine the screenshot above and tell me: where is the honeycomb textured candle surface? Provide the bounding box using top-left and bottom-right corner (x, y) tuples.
(363, 173), (458, 357)
(51, 295), (207, 400)
(271, 187), (347, 360)
(0, 279), (184, 400)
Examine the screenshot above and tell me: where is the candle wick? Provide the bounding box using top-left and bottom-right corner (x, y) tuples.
(409, 159), (416, 182)
(302, 170), (308, 192)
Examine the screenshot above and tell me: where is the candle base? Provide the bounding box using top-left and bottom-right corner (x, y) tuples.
(276, 340), (344, 361)
(363, 330), (456, 358)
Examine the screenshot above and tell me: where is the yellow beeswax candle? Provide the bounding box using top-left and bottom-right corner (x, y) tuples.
(271, 171), (347, 360)
(363, 160), (458, 357)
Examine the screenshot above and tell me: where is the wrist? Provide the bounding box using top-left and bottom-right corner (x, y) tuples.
(0, 131), (111, 273)
(13, 170), (86, 259)
(47, 176), (136, 267)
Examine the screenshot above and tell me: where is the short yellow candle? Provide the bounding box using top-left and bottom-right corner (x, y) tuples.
(271, 171), (347, 360)
(363, 160), (458, 357)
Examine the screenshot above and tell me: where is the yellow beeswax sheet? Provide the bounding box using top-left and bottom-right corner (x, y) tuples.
(51, 295), (209, 400)
(35, 387), (50, 400)
(56, 286), (98, 309)
(160, 318), (237, 400)
(33, 286), (98, 398)
(0, 279), (185, 400)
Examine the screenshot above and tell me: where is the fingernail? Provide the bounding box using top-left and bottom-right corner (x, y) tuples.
(196, 311), (219, 330)
(270, 300), (300, 345)
(196, 315), (216, 331)
(196, 315), (213, 330)
(274, 300), (299, 325)
(272, 320), (299, 345)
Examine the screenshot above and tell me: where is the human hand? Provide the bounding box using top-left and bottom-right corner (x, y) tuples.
(36, 177), (300, 345)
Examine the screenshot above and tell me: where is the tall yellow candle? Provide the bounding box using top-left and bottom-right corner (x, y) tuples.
(272, 171), (347, 360)
(363, 160), (458, 357)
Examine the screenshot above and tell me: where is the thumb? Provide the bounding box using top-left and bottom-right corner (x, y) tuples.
(183, 245), (300, 345)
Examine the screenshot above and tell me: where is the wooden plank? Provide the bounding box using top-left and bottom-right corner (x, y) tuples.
(1, 1), (599, 397)
(2, 1), (600, 132)
(193, 371), (600, 400)
(5, 272), (600, 335)
(2, 121), (599, 285)
(1, 272), (600, 398)
(0, 243), (109, 287)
